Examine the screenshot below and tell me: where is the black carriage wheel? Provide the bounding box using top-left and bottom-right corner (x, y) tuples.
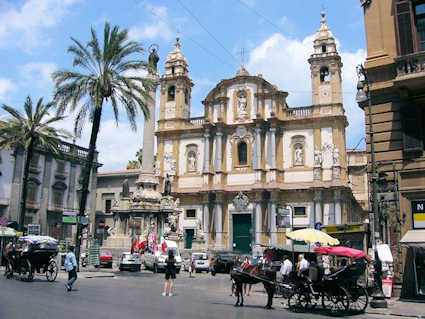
(46, 260), (58, 282)
(349, 286), (368, 314)
(20, 259), (33, 282)
(322, 286), (350, 316)
(5, 261), (13, 279)
(288, 292), (310, 312)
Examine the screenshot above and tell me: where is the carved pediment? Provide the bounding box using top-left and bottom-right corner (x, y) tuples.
(232, 192), (249, 211)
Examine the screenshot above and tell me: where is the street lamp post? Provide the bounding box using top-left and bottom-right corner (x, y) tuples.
(356, 64), (388, 308)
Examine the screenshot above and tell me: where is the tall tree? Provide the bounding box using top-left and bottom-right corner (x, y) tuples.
(0, 97), (69, 231)
(52, 22), (155, 264)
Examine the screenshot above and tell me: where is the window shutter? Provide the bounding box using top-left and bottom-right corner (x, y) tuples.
(396, 1), (414, 55)
(401, 105), (423, 152)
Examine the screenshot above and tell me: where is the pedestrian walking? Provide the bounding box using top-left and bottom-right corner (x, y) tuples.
(280, 255), (293, 282)
(64, 245), (77, 292)
(162, 249), (176, 296)
(188, 255), (195, 278)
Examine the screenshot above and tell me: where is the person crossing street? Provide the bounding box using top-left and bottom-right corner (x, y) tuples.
(64, 245), (78, 292)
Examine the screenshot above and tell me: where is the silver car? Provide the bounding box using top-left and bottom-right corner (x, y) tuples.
(192, 252), (210, 273)
(119, 252), (141, 272)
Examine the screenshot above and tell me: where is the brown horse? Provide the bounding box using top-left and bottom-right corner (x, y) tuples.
(230, 265), (276, 309)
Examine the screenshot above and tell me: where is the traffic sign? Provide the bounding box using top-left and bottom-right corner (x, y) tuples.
(315, 222), (323, 230)
(98, 218), (105, 229)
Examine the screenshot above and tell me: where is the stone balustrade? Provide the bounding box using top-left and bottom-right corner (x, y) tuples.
(188, 116), (205, 126)
(395, 51), (425, 77)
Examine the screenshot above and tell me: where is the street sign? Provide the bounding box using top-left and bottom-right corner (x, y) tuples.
(0, 216), (8, 227)
(27, 224), (40, 235)
(78, 216), (89, 225)
(98, 218), (105, 229)
(411, 200), (425, 229)
(314, 222), (323, 230)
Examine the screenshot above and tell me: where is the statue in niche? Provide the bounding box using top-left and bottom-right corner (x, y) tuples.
(314, 149), (322, 166)
(295, 145), (303, 166)
(333, 148), (340, 166)
(188, 151), (196, 172)
(163, 174), (172, 196)
(122, 179), (130, 197)
(168, 213), (178, 233)
(237, 91), (248, 120)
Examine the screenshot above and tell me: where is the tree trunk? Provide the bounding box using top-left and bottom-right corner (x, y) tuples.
(75, 104), (102, 268)
(19, 140), (34, 232)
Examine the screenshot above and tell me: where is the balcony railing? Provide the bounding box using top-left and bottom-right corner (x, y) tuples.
(286, 106), (313, 118)
(188, 117), (205, 126)
(395, 51), (425, 77)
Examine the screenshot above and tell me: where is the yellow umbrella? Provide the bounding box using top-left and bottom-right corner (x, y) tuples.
(0, 227), (17, 237)
(286, 228), (339, 246)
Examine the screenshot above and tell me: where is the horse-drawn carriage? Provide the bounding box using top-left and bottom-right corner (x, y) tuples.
(4, 235), (59, 282)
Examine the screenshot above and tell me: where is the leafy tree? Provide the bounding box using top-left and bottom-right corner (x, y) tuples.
(0, 97), (69, 231)
(52, 22), (156, 262)
(126, 160), (140, 169)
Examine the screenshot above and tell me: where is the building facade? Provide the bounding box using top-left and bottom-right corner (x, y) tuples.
(155, 13), (367, 253)
(0, 142), (99, 240)
(360, 0), (425, 298)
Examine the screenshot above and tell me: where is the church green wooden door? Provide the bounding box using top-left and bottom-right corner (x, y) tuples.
(185, 229), (194, 249)
(232, 214), (252, 254)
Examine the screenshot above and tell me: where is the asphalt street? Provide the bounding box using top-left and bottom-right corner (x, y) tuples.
(0, 269), (405, 319)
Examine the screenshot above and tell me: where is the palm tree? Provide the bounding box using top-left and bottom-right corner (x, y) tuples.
(52, 22), (156, 262)
(0, 96), (70, 231)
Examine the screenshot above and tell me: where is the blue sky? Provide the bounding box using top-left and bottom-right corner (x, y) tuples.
(0, 0), (366, 171)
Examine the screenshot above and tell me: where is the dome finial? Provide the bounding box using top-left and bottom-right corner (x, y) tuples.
(320, 7), (327, 30)
(175, 36), (181, 50)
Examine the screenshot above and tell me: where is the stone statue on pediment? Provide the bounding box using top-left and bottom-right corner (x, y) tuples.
(122, 179), (130, 197)
(237, 91), (248, 120)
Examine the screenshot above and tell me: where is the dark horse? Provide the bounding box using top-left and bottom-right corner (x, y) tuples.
(230, 265), (276, 309)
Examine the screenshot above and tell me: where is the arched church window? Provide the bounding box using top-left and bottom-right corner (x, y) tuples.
(321, 45), (327, 53)
(320, 66), (330, 82)
(184, 88), (189, 104)
(168, 86), (175, 101)
(171, 66), (175, 74)
(238, 142), (247, 165)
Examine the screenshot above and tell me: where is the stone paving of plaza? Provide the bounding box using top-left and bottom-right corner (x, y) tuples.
(1, 267), (423, 319)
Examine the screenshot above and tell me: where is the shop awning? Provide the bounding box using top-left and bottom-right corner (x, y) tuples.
(400, 230), (425, 247)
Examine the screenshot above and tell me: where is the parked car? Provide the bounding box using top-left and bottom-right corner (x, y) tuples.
(192, 252), (209, 273)
(210, 253), (238, 276)
(143, 240), (182, 273)
(99, 250), (113, 268)
(119, 252), (141, 272)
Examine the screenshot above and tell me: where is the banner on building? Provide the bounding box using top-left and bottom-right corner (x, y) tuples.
(411, 200), (425, 229)
(27, 224), (40, 235)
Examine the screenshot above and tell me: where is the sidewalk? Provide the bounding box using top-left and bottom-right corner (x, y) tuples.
(1, 265), (115, 279)
(366, 299), (425, 318)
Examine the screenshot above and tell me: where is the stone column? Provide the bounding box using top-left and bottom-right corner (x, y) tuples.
(314, 190), (323, 224)
(255, 200), (262, 245)
(203, 129), (210, 173)
(214, 131), (223, 172)
(203, 201), (210, 247)
(39, 155), (52, 235)
(270, 200), (277, 245)
(270, 127), (276, 169)
(255, 126), (262, 169)
(334, 189), (342, 225)
(214, 200), (223, 249)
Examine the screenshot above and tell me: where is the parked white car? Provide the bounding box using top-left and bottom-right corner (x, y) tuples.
(143, 240), (182, 273)
(192, 252), (209, 273)
(119, 252), (141, 272)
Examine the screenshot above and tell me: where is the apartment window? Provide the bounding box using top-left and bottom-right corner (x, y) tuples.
(105, 199), (112, 214)
(401, 105), (424, 152)
(237, 142), (248, 165)
(294, 207), (306, 216)
(53, 191), (64, 209)
(57, 160), (65, 173)
(27, 183), (38, 203)
(395, 1), (425, 55)
(168, 86), (175, 101)
(185, 209), (196, 219)
(30, 153), (39, 168)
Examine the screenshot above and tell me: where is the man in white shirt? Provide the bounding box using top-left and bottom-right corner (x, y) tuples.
(298, 254), (310, 275)
(280, 255), (293, 281)
(64, 245), (78, 291)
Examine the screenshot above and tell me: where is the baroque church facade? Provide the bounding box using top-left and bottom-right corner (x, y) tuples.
(155, 13), (366, 252)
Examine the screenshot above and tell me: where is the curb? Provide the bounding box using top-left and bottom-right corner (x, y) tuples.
(366, 310), (425, 318)
(83, 274), (115, 279)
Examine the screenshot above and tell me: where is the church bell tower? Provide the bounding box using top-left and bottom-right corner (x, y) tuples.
(159, 37), (193, 128)
(308, 11), (343, 105)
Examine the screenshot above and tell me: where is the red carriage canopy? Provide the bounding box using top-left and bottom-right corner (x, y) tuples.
(314, 246), (371, 261)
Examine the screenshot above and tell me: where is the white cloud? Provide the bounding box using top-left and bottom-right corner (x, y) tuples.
(247, 32), (366, 148)
(0, 78), (17, 100)
(19, 62), (57, 85)
(0, 0), (80, 49)
(129, 5), (173, 41)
